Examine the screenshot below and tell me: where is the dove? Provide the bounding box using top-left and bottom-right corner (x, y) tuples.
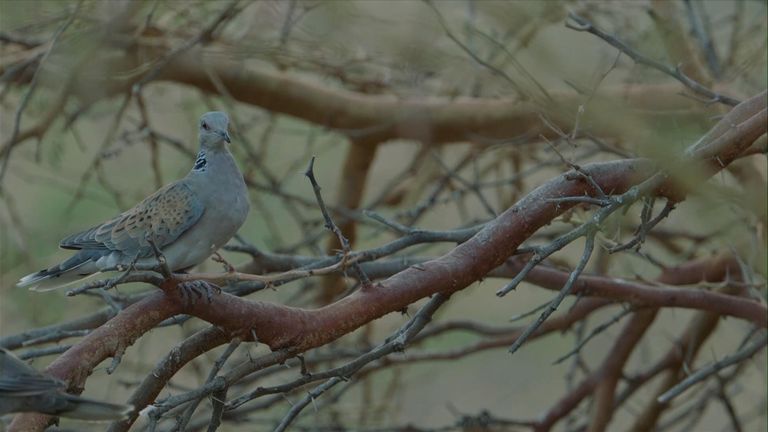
(17, 112), (250, 293)
(0, 347), (133, 420)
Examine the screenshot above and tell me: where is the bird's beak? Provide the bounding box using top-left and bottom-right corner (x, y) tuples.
(219, 131), (231, 143)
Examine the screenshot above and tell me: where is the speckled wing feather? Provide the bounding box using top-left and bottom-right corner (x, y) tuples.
(59, 182), (204, 257)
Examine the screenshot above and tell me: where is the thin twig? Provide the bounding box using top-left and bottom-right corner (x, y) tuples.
(658, 332), (768, 403)
(227, 294), (450, 410)
(508, 228), (597, 355)
(304, 156), (371, 288)
(272, 377), (344, 432)
(609, 200), (676, 253)
(133, 0), (242, 89)
(174, 338), (242, 431)
(553, 305), (634, 364)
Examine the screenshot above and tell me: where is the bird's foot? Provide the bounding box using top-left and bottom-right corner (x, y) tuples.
(177, 280), (221, 304)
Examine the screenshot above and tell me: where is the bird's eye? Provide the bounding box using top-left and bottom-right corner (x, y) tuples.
(202, 122), (209, 131)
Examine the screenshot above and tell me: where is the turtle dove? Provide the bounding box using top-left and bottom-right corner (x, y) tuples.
(17, 112), (250, 291)
(0, 347), (133, 420)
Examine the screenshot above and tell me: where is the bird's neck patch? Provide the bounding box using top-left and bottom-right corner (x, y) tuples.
(193, 151), (207, 171)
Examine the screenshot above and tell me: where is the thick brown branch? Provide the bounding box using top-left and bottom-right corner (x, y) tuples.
(2, 37), (721, 151)
(8, 293), (182, 431)
(588, 309), (659, 432)
(507, 261), (766, 327)
(107, 326), (230, 432)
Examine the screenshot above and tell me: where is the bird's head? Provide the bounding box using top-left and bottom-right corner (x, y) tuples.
(198, 111), (231, 150)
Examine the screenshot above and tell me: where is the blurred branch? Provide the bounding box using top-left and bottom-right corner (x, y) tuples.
(1, 49), (717, 151)
(566, 12), (739, 106)
(424, 0), (551, 102)
(649, 0), (713, 85)
(0, 32), (43, 48)
(0, 0), (83, 188)
(682, 0), (722, 79)
(132, 0), (242, 90)
(588, 309), (658, 432)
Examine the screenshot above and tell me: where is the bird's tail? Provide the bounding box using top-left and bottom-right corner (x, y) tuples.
(17, 250), (101, 291)
(59, 394), (133, 421)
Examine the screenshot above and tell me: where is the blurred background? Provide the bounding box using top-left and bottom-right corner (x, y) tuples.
(0, 0), (766, 431)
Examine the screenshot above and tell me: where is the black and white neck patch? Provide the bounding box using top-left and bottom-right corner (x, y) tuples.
(193, 151), (207, 171)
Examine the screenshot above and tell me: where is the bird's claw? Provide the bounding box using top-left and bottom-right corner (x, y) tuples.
(177, 280), (221, 304)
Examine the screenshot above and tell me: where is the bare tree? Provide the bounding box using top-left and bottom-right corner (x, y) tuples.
(0, 1), (766, 431)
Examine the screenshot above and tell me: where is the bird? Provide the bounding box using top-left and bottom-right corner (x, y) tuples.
(17, 112), (250, 292)
(0, 347), (133, 420)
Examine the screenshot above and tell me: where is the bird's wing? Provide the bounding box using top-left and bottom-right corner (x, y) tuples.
(59, 182), (204, 257)
(0, 349), (65, 396)
(0, 373), (64, 396)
